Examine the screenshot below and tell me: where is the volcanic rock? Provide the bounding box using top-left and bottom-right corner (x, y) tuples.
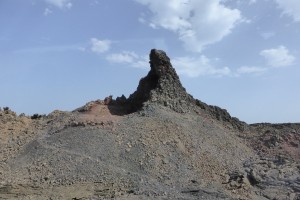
(127, 49), (194, 113)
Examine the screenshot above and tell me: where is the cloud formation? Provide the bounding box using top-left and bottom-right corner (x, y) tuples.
(260, 46), (295, 68)
(274, 0), (300, 22)
(106, 51), (148, 69)
(134, 0), (242, 52)
(236, 66), (267, 75)
(44, 8), (53, 16)
(261, 31), (275, 40)
(172, 56), (231, 77)
(45, 0), (72, 9)
(90, 38), (111, 54)
(106, 51), (138, 63)
(106, 51), (231, 77)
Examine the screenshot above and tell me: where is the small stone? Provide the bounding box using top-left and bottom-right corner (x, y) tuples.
(162, 159), (169, 164)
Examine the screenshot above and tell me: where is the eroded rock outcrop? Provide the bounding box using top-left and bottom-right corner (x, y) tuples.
(126, 49), (246, 130)
(127, 49), (194, 112)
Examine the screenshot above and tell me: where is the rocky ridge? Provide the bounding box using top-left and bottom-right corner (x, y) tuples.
(124, 49), (246, 131)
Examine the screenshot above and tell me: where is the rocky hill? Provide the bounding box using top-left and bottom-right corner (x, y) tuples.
(0, 49), (299, 200)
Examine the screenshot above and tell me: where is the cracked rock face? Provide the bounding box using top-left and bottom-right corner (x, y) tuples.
(128, 49), (194, 112)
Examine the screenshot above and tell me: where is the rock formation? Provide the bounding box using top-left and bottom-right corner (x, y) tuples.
(127, 49), (194, 113)
(126, 49), (246, 130)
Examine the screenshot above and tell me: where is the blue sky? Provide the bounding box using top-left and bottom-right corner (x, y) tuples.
(0, 0), (299, 123)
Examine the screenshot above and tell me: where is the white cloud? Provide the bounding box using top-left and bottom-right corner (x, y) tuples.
(261, 31), (275, 40)
(44, 8), (53, 16)
(274, 0), (300, 22)
(77, 47), (86, 52)
(90, 38), (111, 54)
(249, 0), (256, 5)
(236, 66), (267, 75)
(90, 0), (100, 5)
(131, 56), (149, 69)
(134, 0), (242, 52)
(106, 51), (230, 76)
(106, 51), (148, 69)
(45, 0), (72, 9)
(138, 17), (146, 24)
(222, 0), (256, 5)
(172, 55), (231, 77)
(260, 46), (295, 68)
(106, 51), (138, 63)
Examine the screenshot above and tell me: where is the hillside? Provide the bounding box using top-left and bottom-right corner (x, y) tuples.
(0, 49), (299, 200)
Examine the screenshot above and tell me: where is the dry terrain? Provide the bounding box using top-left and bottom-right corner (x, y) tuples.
(0, 49), (299, 199)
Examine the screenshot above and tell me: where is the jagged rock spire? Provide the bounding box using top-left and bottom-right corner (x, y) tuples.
(127, 49), (194, 112)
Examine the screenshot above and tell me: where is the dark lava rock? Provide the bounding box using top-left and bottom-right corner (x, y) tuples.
(127, 49), (195, 113)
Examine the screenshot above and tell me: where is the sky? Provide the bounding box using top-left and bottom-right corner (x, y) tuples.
(0, 0), (299, 123)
